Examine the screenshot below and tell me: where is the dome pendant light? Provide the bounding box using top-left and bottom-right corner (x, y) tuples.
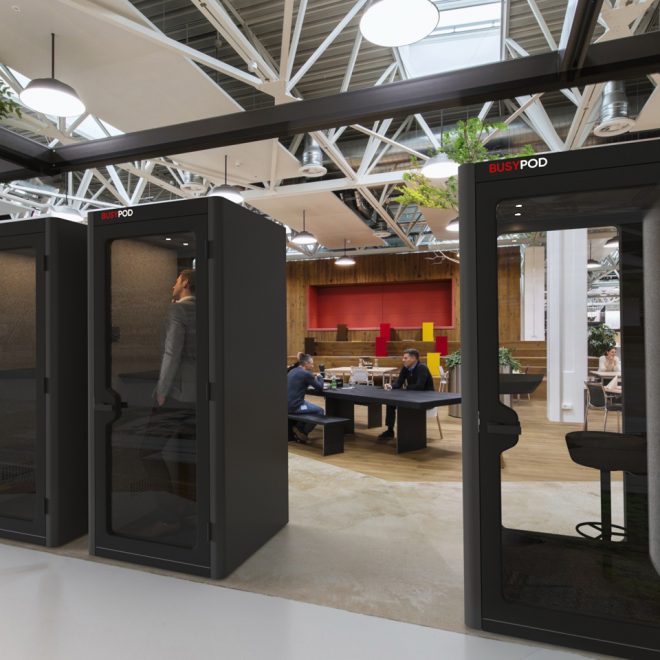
(209, 154), (244, 204)
(421, 152), (459, 179)
(291, 209), (317, 245)
(20, 33), (85, 117)
(446, 216), (459, 232)
(604, 235), (619, 249)
(360, 0), (439, 48)
(335, 239), (355, 266)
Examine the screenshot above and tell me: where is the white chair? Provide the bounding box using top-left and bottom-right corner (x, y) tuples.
(351, 367), (374, 386)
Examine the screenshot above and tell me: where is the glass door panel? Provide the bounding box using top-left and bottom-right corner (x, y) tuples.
(108, 232), (198, 548)
(0, 247), (38, 521)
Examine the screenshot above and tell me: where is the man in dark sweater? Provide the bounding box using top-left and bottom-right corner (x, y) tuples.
(287, 353), (325, 442)
(379, 348), (434, 440)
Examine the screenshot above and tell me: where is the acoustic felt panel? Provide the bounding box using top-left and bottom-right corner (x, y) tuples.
(422, 322), (434, 342)
(427, 352), (441, 377)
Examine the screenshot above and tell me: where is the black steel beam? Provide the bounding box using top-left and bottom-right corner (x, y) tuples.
(0, 31), (659, 182)
(558, 0), (605, 75)
(0, 127), (53, 175)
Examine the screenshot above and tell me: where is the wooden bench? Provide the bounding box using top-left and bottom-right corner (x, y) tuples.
(287, 414), (350, 456)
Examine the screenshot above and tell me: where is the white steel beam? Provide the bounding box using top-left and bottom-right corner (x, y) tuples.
(286, 0), (309, 82)
(358, 118), (393, 177)
(279, 0), (296, 80)
(129, 161), (156, 205)
(526, 0), (558, 50)
(359, 186), (415, 249)
(366, 116), (414, 175)
(190, 0), (278, 81)
(351, 122), (427, 161)
(106, 166), (131, 205)
(269, 139), (279, 190)
(312, 131), (358, 181)
(58, 0), (263, 89)
(414, 114), (441, 149)
(287, 0), (370, 92)
(340, 29), (363, 92)
(75, 169), (94, 202)
(482, 93), (543, 144)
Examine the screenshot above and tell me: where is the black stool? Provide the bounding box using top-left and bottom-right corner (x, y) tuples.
(565, 431), (647, 541)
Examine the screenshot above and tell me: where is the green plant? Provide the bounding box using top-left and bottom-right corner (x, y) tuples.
(498, 347), (522, 371)
(445, 349), (462, 370)
(393, 117), (533, 210)
(588, 323), (616, 357)
(0, 82), (22, 120)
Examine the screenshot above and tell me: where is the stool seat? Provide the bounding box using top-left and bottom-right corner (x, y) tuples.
(565, 431), (646, 474)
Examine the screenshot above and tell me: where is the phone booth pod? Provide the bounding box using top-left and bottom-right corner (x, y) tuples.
(460, 138), (660, 658)
(0, 217), (87, 546)
(88, 197), (288, 578)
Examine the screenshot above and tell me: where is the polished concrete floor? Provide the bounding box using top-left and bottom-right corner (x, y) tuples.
(0, 542), (595, 660)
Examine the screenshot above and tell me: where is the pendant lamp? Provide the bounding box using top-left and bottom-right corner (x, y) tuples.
(335, 239), (355, 266)
(291, 210), (317, 245)
(360, 0), (439, 47)
(49, 173), (84, 222)
(421, 152), (459, 179)
(446, 216), (459, 232)
(604, 236), (619, 249)
(209, 154), (244, 204)
(20, 34), (85, 117)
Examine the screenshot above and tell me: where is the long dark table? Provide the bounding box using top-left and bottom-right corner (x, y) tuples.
(309, 385), (461, 453)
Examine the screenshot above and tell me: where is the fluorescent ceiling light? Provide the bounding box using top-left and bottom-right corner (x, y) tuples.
(421, 153), (459, 178)
(360, 0), (439, 47)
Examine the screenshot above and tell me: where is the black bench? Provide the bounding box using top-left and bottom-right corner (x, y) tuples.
(287, 414), (350, 456)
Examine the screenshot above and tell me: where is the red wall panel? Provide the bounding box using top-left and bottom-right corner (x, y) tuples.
(308, 281), (453, 330)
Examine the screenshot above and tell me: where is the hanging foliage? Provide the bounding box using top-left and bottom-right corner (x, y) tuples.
(393, 117), (533, 209)
(0, 82), (22, 120)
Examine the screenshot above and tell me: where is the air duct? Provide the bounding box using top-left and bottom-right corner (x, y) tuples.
(594, 81), (635, 137)
(180, 172), (207, 195)
(299, 135), (327, 178)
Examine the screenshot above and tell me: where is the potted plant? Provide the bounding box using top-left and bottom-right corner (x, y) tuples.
(588, 323), (616, 357)
(393, 117), (533, 235)
(445, 349), (462, 418)
(444, 347), (522, 417)
(0, 82), (22, 120)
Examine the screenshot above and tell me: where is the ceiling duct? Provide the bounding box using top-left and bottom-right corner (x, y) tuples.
(299, 135), (327, 178)
(180, 172), (207, 195)
(594, 81), (635, 137)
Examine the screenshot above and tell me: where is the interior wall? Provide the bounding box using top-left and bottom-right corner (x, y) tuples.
(287, 248), (521, 354)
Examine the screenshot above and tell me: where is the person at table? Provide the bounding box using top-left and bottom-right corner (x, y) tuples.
(287, 352), (305, 373)
(288, 353), (325, 443)
(378, 348), (434, 440)
(598, 347), (621, 372)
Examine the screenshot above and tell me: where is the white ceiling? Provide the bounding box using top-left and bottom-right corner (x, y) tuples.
(249, 192), (386, 249)
(0, 0), (302, 186)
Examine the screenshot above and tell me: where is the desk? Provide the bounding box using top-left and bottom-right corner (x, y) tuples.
(320, 385), (461, 453)
(324, 366), (399, 384)
(590, 370), (620, 380)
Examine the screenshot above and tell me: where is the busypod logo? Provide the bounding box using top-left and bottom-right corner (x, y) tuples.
(489, 156), (549, 174)
(100, 208), (134, 221)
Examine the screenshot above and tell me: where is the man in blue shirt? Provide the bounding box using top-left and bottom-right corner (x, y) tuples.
(287, 353), (325, 442)
(378, 348), (434, 440)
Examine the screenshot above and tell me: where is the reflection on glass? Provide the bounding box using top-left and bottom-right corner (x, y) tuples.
(109, 233), (198, 547)
(0, 248), (37, 521)
(496, 206), (660, 625)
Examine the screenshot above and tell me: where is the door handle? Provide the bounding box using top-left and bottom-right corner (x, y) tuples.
(487, 422), (521, 435)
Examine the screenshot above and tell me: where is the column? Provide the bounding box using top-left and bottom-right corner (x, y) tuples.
(521, 245), (545, 341)
(546, 229), (588, 423)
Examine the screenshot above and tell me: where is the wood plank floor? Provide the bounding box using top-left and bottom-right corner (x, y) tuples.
(289, 395), (624, 483)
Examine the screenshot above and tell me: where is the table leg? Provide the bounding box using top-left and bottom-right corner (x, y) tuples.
(396, 408), (427, 453)
(367, 403), (382, 428)
(326, 398), (354, 434)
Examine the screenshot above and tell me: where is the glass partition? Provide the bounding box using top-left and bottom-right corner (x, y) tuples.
(0, 248), (37, 521)
(108, 232), (198, 548)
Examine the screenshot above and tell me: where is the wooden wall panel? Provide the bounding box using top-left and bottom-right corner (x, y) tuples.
(287, 248), (521, 354)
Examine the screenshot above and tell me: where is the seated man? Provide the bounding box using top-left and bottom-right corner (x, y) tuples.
(287, 353), (325, 443)
(379, 348), (434, 440)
